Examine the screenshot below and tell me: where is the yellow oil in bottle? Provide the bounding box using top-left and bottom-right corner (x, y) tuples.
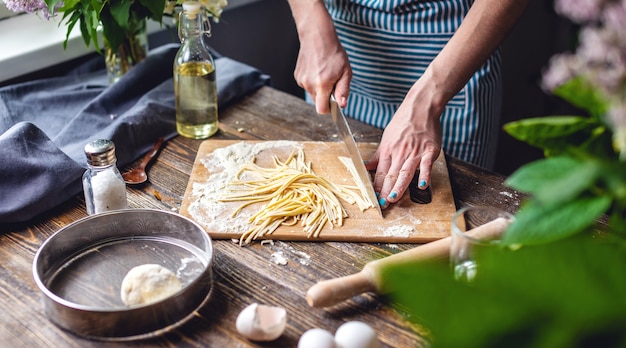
(174, 61), (218, 139)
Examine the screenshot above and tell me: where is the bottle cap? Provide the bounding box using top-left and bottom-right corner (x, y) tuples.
(183, 1), (202, 15)
(84, 139), (117, 167)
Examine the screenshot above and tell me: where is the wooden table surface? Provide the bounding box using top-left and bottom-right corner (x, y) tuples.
(0, 86), (522, 347)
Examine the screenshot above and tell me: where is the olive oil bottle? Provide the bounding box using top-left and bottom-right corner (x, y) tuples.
(174, 1), (218, 139)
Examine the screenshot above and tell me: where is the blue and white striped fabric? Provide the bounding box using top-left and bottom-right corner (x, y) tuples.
(325, 0), (502, 168)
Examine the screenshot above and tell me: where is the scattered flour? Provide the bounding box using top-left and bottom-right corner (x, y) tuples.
(499, 191), (514, 198)
(270, 251), (288, 265)
(176, 257), (203, 280)
(381, 224), (416, 238)
(267, 241), (312, 266)
(187, 141), (300, 234)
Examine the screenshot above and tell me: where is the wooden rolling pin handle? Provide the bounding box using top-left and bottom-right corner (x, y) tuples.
(306, 217), (510, 308)
(306, 271), (375, 308)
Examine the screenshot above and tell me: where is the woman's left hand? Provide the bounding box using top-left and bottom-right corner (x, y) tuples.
(365, 81), (443, 209)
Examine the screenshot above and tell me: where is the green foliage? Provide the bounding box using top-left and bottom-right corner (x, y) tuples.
(553, 76), (609, 118)
(503, 116), (609, 158)
(502, 196), (611, 246)
(380, 234), (626, 348)
(503, 77), (626, 245)
(44, 0), (167, 53)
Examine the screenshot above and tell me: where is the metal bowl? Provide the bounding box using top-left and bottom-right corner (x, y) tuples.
(32, 209), (214, 341)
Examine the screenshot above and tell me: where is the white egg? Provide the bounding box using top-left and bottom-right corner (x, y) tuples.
(298, 328), (337, 348)
(334, 321), (380, 348)
(235, 303), (287, 341)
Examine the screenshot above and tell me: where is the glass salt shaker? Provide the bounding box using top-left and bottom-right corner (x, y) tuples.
(82, 139), (128, 215)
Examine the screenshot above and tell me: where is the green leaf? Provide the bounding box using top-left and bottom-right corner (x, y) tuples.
(505, 156), (601, 203)
(502, 196), (611, 246)
(108, 0), (131, 31)
(553, 76), (609, 118)
(60, 10), (81, 49)
(504, 116), (599, 153)
(380, 235), (626, 347)
(100, 8), (125, 50)
(139, 0), (166, 21)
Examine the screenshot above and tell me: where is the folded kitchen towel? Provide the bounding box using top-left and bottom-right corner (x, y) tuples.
(0, 43), (270, 224)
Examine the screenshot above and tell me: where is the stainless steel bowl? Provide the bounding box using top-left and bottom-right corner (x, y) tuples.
(32, 209), (213, 340)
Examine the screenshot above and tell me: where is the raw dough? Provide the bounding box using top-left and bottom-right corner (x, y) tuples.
(120, 264), (182, 306)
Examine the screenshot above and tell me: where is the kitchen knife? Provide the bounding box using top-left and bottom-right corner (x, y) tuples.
(330, 96), (383, 217)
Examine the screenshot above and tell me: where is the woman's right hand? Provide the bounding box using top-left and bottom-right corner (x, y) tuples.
(288, 0), (352, 114)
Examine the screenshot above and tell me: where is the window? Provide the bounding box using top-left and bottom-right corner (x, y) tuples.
(0, 0), (258, 83)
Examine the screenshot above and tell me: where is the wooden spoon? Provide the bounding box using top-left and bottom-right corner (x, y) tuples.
(122, 137), (165, 184)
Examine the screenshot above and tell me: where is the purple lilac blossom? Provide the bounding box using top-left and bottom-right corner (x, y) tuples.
(554, 0), (607, 23)
(603, 1), (626, 33)
(541, 54), (581, 91)
(577, 27), (611, 64)
(546, 0), (626, 96)
(2, 0), (55, 19)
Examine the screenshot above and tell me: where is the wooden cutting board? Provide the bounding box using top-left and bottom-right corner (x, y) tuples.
(180, 140), (457, 243)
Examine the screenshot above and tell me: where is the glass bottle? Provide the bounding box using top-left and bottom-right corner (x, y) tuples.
(174, 1), (218, 139)
(82, 139), (128, 215)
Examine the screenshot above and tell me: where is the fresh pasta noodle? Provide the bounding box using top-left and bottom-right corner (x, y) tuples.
(219, 149), (374, 244)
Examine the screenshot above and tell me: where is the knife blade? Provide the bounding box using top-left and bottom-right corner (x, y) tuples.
(330, 96), (383, 217)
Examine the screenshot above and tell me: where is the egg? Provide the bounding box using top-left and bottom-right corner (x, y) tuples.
(297, 328), (337, 348)
(334, 321), (380, 348)
(235, 303), (287, 341)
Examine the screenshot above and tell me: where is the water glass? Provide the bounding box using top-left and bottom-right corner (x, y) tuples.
(450, 206), (514, 281)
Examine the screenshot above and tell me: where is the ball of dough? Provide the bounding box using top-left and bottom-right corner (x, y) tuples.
(120, 264), (182, 306)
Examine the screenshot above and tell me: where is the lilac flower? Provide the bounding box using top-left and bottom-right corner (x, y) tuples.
(541, 54), (581, 91)
(577, 27), (612, 64)
(2, 0), (57, 19)
(603, 1), (626, 29)
(554, 0), (607, 23)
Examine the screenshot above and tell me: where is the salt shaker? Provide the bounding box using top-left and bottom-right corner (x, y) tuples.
(82, 139), (128, 215)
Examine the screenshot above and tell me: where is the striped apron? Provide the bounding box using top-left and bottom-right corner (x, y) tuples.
(324, 0), (502, 168)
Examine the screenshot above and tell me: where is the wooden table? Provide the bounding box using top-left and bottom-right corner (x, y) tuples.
(0, 86), (521, 347)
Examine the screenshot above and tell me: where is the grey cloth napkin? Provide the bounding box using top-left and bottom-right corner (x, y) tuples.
(0, 43), (270, 223)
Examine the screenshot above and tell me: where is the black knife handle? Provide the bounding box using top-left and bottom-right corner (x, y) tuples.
(409, 172), (432, 204)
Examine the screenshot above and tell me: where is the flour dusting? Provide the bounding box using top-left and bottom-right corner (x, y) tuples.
(187, 141), (300, 233)
(267, 241), (312, 266)
(499, 191), (514, 198)
(381, 224), (416, 238)
(270, 251), (288, 265)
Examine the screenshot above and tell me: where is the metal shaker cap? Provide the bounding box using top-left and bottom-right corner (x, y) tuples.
(84, 139), (117, 167)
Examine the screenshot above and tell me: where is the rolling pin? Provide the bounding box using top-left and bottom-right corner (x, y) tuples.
(306, 217), (510, 307)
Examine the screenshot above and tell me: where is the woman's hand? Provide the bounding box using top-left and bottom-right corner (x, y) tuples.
(365, 78), (443, 209)
(287, 0), (351, 113)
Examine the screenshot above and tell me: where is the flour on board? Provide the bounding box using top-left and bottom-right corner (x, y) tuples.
(187, 141), (301, 233)
(381, 224), (416, 238)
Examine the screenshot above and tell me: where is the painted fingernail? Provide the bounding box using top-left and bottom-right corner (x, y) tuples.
(389, 191), (398, 199)
(419, 180), (427, 188)
(379, 198), (386, 206)
(376, 192), (380, 198)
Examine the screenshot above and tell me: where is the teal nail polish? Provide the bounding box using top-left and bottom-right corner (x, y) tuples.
(379, 198), (386, 206)
(376, 192), (380, 198)
(419, 180), (427, 188)
(390, 191), (398, 199)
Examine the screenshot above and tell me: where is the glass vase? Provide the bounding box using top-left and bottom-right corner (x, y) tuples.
(104, 19), (149, 84)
